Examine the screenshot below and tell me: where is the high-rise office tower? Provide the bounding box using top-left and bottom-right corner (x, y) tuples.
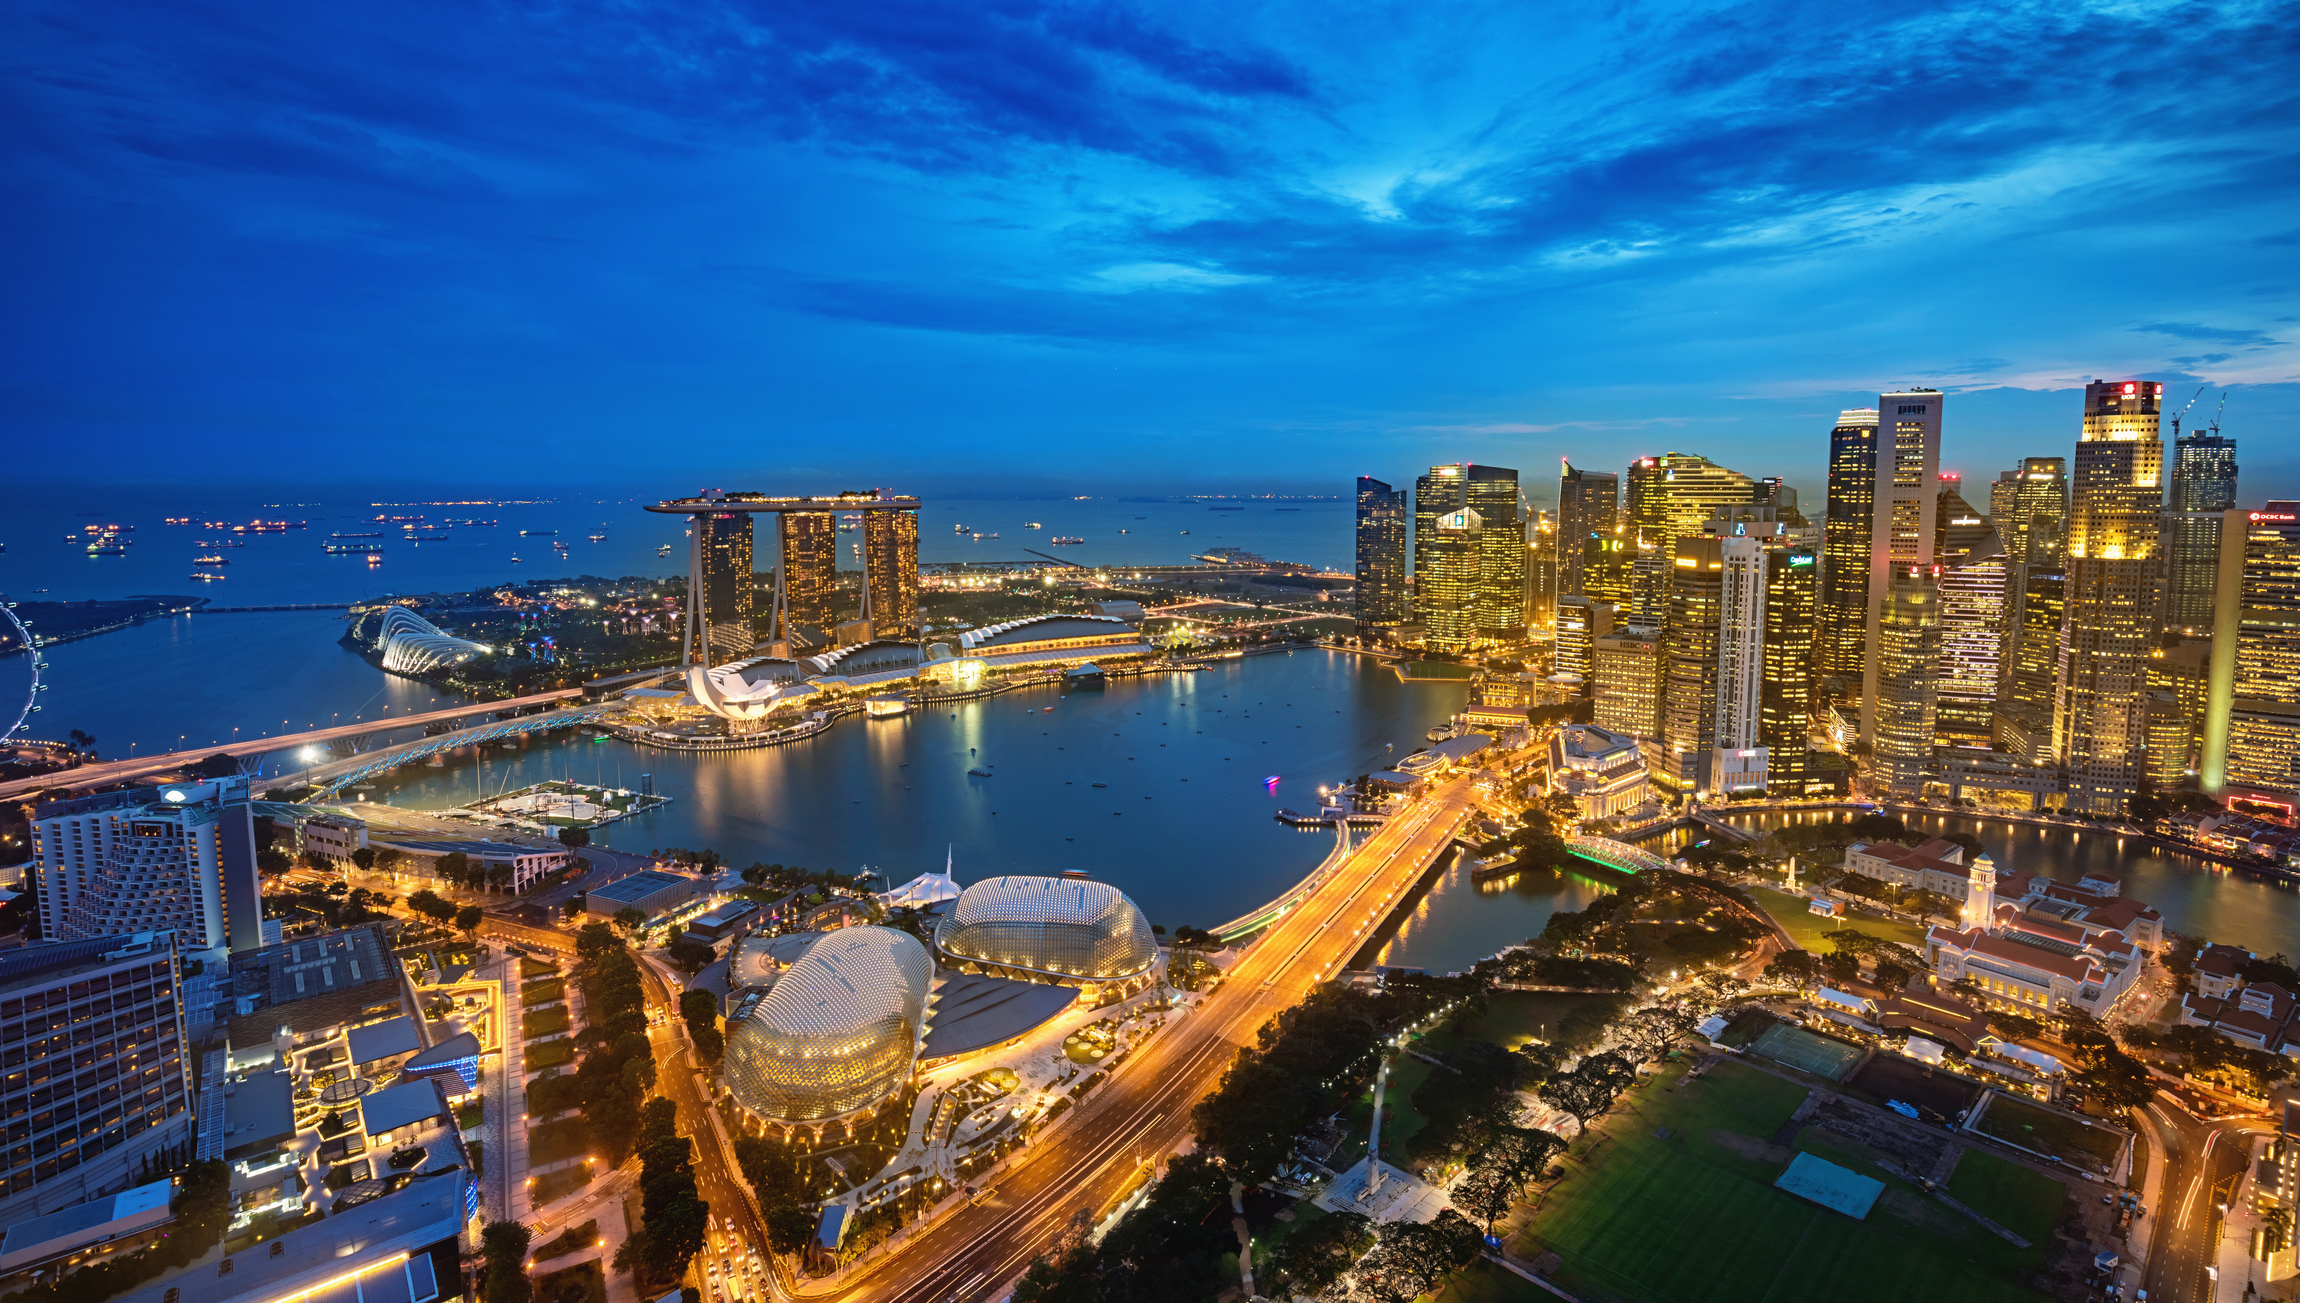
(1710, 536), (1770, 795)
(1556, 462), (1619, 596)
(696, 509), (757, 656)
(776, 512), (839, 648)
(1624, 453), (1761, 560)
(1995, 458), (2069, 568)
(861, 498), (920, 637)
(2165, 427), (2239, 634)
(2147, 639), (2212, 776)
(2054, 380), (2166, 815)
(1816, 409), (1879, 687)
(1657, 537), (1725, 792)
(32, 779), (264, 953)
(1860, 391), (1944, 742)
(1998, 567), (2065, 762)
(1555, 595), (1614, 681)
(1414, 465), (1523, 638)
(1761, 548), (1818, 795)
(0, 932), (194, 1224)
(1526, 523), (1558, 632)
(1592, 626), (1660, 738)
(1421, 508), (1484, 653)
(2203, 504), (2300, 804)
(1355, 477), (1409, 636)
(1582, 528), (1634, 611)
(1627, 537), (1669, 628)
(2145, 692), (2190, 790)
(1874, 566), (1943, 799)
(1934, 484), (2008, 745)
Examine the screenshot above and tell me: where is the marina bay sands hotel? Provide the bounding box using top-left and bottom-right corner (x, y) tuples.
(647, 489), (920, 660)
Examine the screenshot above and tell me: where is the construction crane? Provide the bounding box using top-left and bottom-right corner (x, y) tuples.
(2169, 384), (2209, 439)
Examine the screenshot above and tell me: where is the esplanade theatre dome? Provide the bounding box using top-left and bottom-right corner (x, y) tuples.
(722, 927), (932, 1125)
(934, 876), (1157, 987)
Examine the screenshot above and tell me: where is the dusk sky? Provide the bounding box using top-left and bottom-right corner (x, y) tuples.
(8, 0), (2297, 499)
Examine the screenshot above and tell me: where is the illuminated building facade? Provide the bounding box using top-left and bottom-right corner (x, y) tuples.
(1996, 457), (2069, 569)
(1592, 627), (1659, 738)
(1998, 567), (2065, 762)
(934, 876), (1158, 993)
(2166, 430), (2239, 635)
(1861, 391), (1943, 743)
(1624, 453), (1760, 561)
(697, 509), (757, 656)
(1526, 527), (1557, 631)
(1761, 548), (1818, 794)
(1556, 595), (1614, 682)
(32, 779), (264, 953)
(1421, 507), (1484, 653)
(2054, 381), (2164, 815)
(1816, 409), (1879, 687)
(1556, 462), (1618, 596)
(0, 933), (192, 1225)
(1933, 484), (2007, 745)
(1657, 536), (1724, 792)
(2146, 640), (2211, 776)
(1413, 463), (1525, 638)
(1354, 476), (1409, 635)
(1874, 566), (1942, 799)
(777, 511), (839, 647)
(721, 927), (932, 1133)
(2206, 505), (2300, 809)
(1582, 528), (1634, 611)
(862, 500), (920, 637)
(1710, 536), (1768, 795)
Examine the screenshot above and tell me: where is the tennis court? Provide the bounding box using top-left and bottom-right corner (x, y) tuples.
(1749, 1023), (1866, 1081)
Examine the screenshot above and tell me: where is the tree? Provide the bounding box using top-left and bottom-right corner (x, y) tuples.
(664, 939), (717, 973)
(479, 1221), (533, 1303)
(1818, 950), (1861, 984)
(1611, 1006), (1698, 1062)
(192, 752), (240, 779)
(66, 728), (95, 752)
(1871, 958), (1915, 992)
(351, 846), (377, 872)
(1764, 950), (1820, 988)
(613, 907), (647, 938)
(2071, 1046), (2156, 1109)
(765, 1200), (815, 1258)
(1539, 1051), (1640, 1123)
(455, 905), (483, 937)
(437, 851), (473, 889)
(559, 825), (592, 850)
(1261, 1208), (1373, 1296)
(1449, 1162), (1514, 1235)
(1357, 1210), (1484, 1303)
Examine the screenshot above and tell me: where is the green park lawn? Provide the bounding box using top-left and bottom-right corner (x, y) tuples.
(1433, 1260), (1550, 1302)
(524, 1006), (572, 1039)
(1747, 886), (1928, 953)
(529, 1117), (591, 1167)
(527, 1040), (576, 1071)
(1512, 1059), (2049, 1303)
(1946, 1149), (2069, 1245)
(1453, 992), (1637, 1052)
(522, 978), (566, 1007)
(1973, 1094), (2126, 1174)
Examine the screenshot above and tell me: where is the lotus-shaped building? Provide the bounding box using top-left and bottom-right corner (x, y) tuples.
(934, 875), (1158, 992)
(722, 926), (932, 1131)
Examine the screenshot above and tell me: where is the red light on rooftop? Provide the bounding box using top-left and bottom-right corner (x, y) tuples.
(2123, 382), (2136, 394)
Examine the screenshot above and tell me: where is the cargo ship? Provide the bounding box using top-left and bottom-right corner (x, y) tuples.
(324, 542), (384, 554)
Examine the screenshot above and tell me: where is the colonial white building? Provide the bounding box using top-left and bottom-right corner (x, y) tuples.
(1924, 850), (2148, 1017)
(1547, 724), (1651, 819)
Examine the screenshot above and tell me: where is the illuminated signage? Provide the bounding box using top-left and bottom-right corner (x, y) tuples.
(2251, 512), (2298, 524)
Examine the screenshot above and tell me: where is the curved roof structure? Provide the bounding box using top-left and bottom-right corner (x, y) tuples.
(805, 640), (925, 677)
(727, 931), (824, 991)
(957, 615), (1132, 651)
(935, 876), (1157, 984)
(377, 608), (488, 675)
(722, 927), (932, 1122)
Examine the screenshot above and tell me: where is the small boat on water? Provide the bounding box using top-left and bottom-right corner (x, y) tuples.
(189, 570), (225, 581)
(193, 555), (226, 564)
(967, 767), (994, 777)
(510, 554), (523, 563)
(1091, 783), (1107, 789)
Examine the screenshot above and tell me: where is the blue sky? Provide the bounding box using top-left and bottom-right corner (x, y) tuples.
(6, 0), (2297, 501)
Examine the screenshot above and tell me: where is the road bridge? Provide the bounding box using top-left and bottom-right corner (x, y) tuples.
(1566, 835), (1672, 876)
(268, 701), (625, 801)
(0, 688), (588, 802)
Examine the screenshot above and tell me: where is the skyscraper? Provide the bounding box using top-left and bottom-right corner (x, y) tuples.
(1413, 464), (1523, 639)
(1815, 409), (1879, 686)
(1710, 536), (1769, 795)
(1998, 567), (2065, 762)
(861, 498), (920, 637)
(1657, 536), (1725, 793)
(0, 932), (194, 1225)
(2166, 427), (2239, 634)
(1422, 508), (1484, 653)
(776, 511), (839, 649)
(1624, 453), (1760, 560)
(1355, 476), (1408, 636)
(1996, 458), (2069, 568)
(1761, 547), (1818, 795)
(1874, 566), (1943, 799)
(1592, 626), (1660, 738)
(1933, 483), (2008, 745)
(697, 509), (757, 656)
(2054, 380), (2165, 815)
(1556, 462), (1619, 596)
(1860, 390), (1944, 743)
(1526, 520), (1558, 632)
(32, 779), (265, 953)
(1556, 596), (1615, 681)
(1582, 528), (1634, 612)
(2202, 504), (2300, 806)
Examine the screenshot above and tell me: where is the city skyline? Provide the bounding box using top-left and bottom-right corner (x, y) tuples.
(6, 1), (2296, 490)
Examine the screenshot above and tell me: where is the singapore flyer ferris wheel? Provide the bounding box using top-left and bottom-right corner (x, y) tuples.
(2, 603), (44, 744)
